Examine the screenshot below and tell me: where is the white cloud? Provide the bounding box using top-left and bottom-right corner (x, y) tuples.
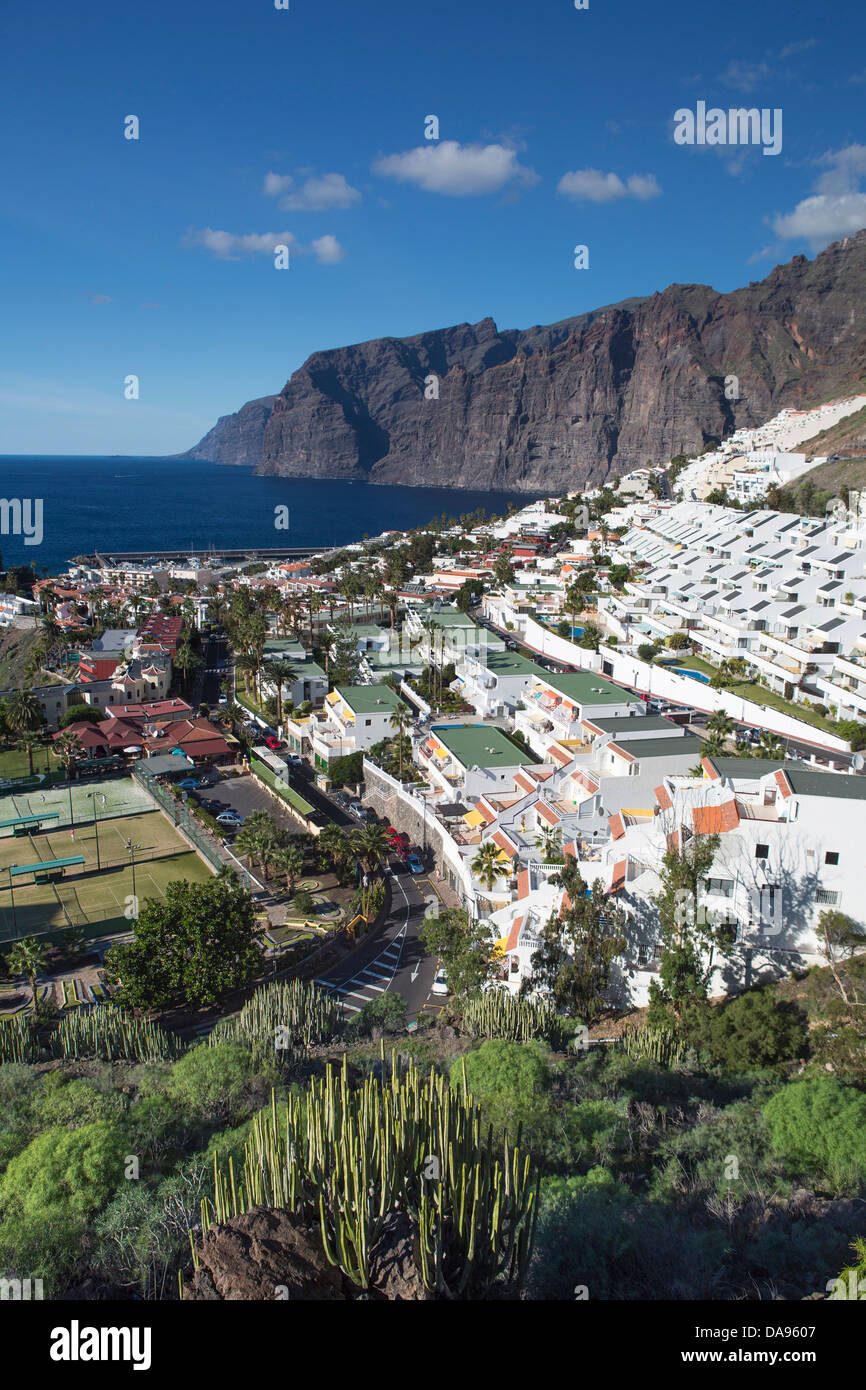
(768, 144), (866, 249)
(372, 140), (538, 196)
(184, 227), (344, 264)
(557, 168), (661, 203)
(87, 293), (114, 305)
(185, 228), (299, 259)
(719, 59), (771, 91)
(778, 38), (816, 59)
(265, 170), (361, 211)
(771, 194), (866, 244)
(311, 234), (345, 264)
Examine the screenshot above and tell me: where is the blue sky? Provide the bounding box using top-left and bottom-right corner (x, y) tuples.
(1, 0), (865, 455)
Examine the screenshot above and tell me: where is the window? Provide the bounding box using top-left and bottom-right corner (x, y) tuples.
(825, 851), (839, 866)
(754, 844), (769, 860)
(705, 877), (734, 897)
(816, 889), (841, 906)
(364, 719), (371, 727)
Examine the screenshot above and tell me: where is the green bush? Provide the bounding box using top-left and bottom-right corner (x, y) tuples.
(686, 990), (808, 1071)
(763, 1076), (866, 1188)
(59, 703), (107, 727)
(346, 991), (407, 1038)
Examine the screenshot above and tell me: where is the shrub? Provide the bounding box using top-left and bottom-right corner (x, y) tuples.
(763, 1076), (866, 1188)
(686, 989), (808, 1071)
(59, 704), (107, 727)
(292, 890), (316, 916)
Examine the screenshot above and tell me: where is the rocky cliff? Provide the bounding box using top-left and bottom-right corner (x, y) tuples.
(179, 231), (866, 492)
(182, 394), (277, 467)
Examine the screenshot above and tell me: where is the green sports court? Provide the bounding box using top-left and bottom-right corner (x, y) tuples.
(0, 776), (216, 944)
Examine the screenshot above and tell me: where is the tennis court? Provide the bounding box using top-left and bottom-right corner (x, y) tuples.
(0, 848), (214, 941)
(0, 774), (155, 836)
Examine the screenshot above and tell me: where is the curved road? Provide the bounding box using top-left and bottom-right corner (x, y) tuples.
(316, 864), (444, 1021)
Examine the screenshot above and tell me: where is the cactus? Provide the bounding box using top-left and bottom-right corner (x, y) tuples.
(616, 1023), (685, 1067)
(0, 1013), (41, 1064)
(460, 991), (569, 1049)
(205, 1048), (539, 1297)
(51, 1004), (182, 1062)
(207, 977), (340, 1066)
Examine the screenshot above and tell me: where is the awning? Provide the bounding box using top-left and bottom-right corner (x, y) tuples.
(463, 809), (485, 827)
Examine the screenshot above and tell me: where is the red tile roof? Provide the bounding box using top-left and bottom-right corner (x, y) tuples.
(654, 783), (673, 811)
(692, 799), (739, 834)
(609, 812), (626, 841)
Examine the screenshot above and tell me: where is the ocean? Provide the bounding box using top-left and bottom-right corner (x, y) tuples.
(0, 456), (540, 576)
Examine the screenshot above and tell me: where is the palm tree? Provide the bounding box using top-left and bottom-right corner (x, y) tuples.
(755, 733), (785, 761)
(234, 651), (258, 699)
(319, 822), (350, 871)
(234, 822), (273, 873)
(275, 843), (305, 896)
(5, 688), (43, 736)
(471, 840), (504, 899)
(7, 936), (49, 1013)
(535, 825), (563, 864)
(52, 729), (82, 782)
(389, 706), (411, 780)
(351, 823), (389, 874)
(18, 729), (42, 777)
(265, 658), (297, 728)
(706, 711), (734, 740)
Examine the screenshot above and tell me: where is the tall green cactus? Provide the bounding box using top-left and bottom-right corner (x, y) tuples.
(461, 991), (568, 1049)
(204, 1048), (539, 1297)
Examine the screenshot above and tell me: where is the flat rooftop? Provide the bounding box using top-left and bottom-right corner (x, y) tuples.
(535, 670), (641, 705)
(334, 684), (406, 714)
(433, 723), (537, 770)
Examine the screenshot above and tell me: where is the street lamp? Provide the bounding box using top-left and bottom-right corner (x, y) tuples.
(8, 865), (17, 937)
(124, 839), (141, 900)
(86, 791), (105, 871)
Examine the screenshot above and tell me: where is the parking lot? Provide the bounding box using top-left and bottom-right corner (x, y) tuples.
(189, 773), (308, 837)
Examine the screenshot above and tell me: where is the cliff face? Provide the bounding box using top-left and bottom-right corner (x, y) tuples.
(180, 231), (866, 491)
(181, 395), (277, 467)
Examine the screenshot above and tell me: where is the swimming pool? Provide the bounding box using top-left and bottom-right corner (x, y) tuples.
(673, 667), (710, 684)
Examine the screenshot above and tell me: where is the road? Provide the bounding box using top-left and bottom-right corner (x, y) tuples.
(316, 864), (444, 1021)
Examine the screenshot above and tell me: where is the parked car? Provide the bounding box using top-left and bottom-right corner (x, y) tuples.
(406, 854), (424, 874)
(505, 640), (517, 651)
(264, 736), (282, 751)
(431, 967), (449, 997)
(348, 801), (364, 817)
(286, 753), (304, 766)
(334, 791), (350, 807)
(216, 811), (244, 827)
(176, 778), (200, 790)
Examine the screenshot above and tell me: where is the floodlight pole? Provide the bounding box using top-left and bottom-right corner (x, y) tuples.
(8, 866), (17, 935)
(88, 792), (101, 871)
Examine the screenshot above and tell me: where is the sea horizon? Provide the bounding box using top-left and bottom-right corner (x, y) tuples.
(0, 454), (542, 576)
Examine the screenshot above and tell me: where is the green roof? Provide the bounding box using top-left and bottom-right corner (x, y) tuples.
(611, 735), (703, 760)
(335, 684), (406, 714)
(706, 757), (811, 779)
(782, 768), (866, 800)
(536, 670), (641, 705)
(433, 724), (536, 770)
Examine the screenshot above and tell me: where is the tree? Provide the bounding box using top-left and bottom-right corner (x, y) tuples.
(419, 907), (494, 999)
(5, 688), (43, 735)
(637, 643), (659, 663)
(104, 878), (261, 1010)
(7, 936), (49, 1013)
(666, 631), (690, 651)
(493, 554), (516, 586)
(264, 658), (297, 728)
(816, 909), (866, 1007)
(471, 841), (505, 901)
(52, 729), (83, 782)
(59, 703), (107, 728)
(649, 832), (721, 1024)
(318, 823), (351, 872)
(686, 989), (808, 1070)
(350, 822), (389, 874)
(578, 623), (601, 653)
(275, 843), (305, 896)
(328, 751), (363, 787)
(388, 706), (411, 780)
(529, 860), (627, 1022)
(706, 711), (734, 739)
(535, 825), (564, 864)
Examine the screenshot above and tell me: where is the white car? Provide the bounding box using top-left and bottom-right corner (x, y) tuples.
(431, 966), (449, 997)
(216, 811), (244, 827)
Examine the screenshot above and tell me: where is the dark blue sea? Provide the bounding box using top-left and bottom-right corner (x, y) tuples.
(0, 457), (538, 576)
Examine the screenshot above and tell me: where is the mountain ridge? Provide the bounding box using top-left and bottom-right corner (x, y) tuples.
(177, 230), (866, 492)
